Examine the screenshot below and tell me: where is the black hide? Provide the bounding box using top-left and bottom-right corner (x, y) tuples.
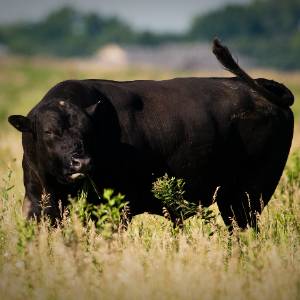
(9, 75), (294, 229)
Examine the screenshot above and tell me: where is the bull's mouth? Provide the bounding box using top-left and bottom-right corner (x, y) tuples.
(57, 172), (88, 185)
(68, 172), (86, 181)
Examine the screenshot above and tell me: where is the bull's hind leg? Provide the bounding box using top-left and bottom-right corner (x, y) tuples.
(217, 133), (292, 231)
(217, 186), (262, 230)
(218, 106), (293, 231)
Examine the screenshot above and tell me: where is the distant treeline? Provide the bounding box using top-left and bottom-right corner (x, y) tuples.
(0, 7), (181, 57)
(188, 0), (300, 69)
(0, 0), (299, 69)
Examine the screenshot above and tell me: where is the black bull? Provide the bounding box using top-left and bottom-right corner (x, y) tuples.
(8, 40), (294, 229)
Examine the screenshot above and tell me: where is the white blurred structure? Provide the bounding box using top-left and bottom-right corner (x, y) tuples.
(92, 43), (252, 71)
(95, 44), (128, 68)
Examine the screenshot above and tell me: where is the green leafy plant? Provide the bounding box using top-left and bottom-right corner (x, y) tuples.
(68, 189), (93, 224)
(92, 189), (129, 237)
(69, 188), (129, 238)
(152, 174), (198, 220)
(152, 174), (218, 230)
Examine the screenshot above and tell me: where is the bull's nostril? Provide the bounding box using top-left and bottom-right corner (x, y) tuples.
(70, 156), (91, 172)
(73, 159), (81, 167)
(71, 157), (82, 169)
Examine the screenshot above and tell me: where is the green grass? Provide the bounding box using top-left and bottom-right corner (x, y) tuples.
(0, 57), (300, 299)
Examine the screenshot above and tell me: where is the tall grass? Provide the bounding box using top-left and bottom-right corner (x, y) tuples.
(0, 154), (299, 300)
(0, 57), (299, 299)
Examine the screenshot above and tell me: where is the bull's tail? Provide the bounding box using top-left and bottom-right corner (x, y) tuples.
(212, 38), (294, 107)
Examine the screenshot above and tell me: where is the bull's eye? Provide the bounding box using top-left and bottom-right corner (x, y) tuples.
(44, 130), (61, 137)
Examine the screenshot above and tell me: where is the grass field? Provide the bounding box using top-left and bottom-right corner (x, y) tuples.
(0, 57), (300, 300)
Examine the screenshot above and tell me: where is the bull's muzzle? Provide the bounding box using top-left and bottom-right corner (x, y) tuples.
(69, 156), (91, 181)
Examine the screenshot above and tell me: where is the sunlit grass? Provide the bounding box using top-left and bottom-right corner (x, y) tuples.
(0, 161), (299, 300)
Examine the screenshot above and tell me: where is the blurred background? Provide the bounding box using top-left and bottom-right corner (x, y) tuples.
(0, 0), (299, 70)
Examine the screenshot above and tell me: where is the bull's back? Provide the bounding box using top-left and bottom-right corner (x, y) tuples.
(103, 78), (249, 155)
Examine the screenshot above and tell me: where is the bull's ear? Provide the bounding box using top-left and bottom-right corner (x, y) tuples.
(85, 100), (103, 117)
(8, 115), (32, 133)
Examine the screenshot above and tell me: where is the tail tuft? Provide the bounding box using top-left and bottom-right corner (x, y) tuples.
(212, 38), (241, 75)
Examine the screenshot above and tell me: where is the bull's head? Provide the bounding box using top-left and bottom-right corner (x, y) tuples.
(8, 100), (101, 184)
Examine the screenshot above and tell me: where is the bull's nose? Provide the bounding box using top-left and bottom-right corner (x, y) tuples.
(70, 157), (91, 172)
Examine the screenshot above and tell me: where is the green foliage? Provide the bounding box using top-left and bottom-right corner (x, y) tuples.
(152, 174), (198, 220)
(92, 189), (128, 233)
(68, 189), (93, 224)
(152, 174), (216, 229)
(69, 188), (128, 238)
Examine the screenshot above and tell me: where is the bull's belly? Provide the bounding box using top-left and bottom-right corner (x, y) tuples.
(98, 141), (225, 212)
(164, 143), (222, 206)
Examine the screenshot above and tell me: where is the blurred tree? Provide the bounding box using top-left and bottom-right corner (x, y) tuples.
(0, 6), (181, 57)
(188, 0), (300, 69)
(0, 6), (141, 57)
